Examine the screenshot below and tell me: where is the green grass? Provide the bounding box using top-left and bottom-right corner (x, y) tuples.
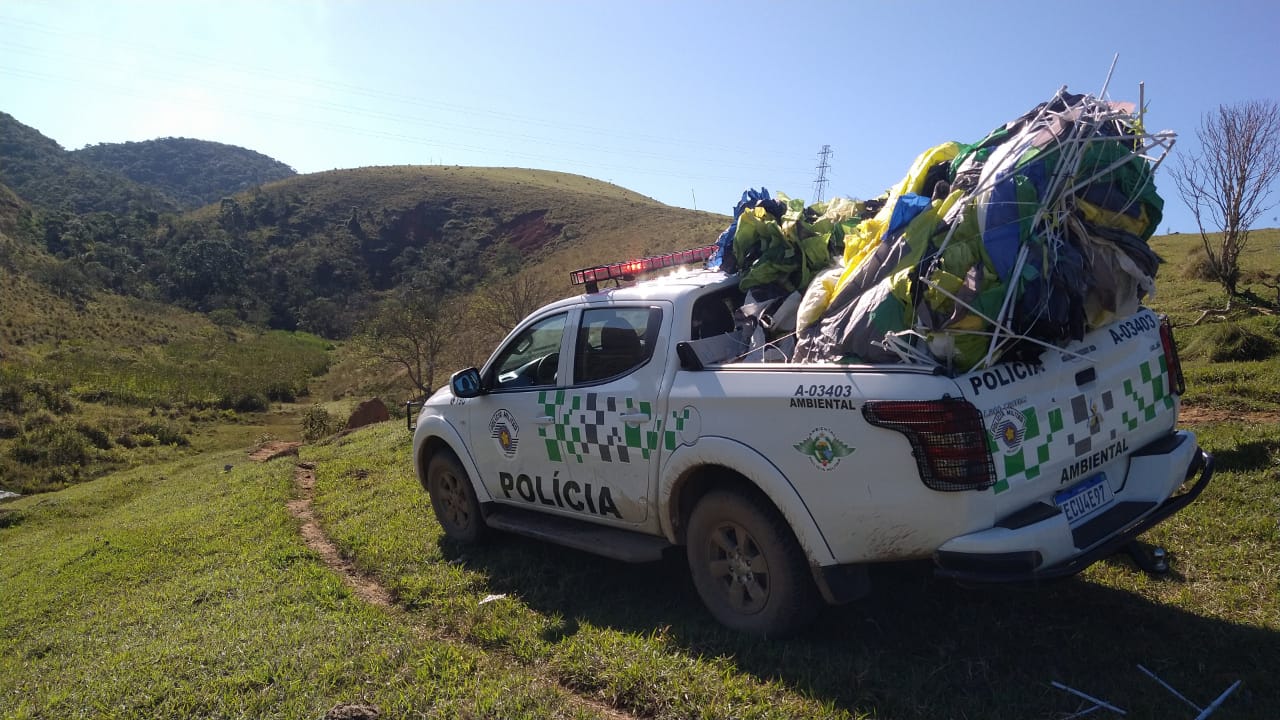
(28, 329), (331, 409)
(0, 450), (609, 719)
(298, 422), (1278, 720)
(4, 215), (1280, 717)
(0, 257), (332, 493)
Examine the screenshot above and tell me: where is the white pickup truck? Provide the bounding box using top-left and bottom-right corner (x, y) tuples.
(411, 251), (1213, 637)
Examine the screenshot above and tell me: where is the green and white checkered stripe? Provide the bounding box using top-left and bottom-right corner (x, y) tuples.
(664, 406), (695, 451)
(988, 356), (1174, 494)
(1121, 355), (1175, 430)
(537, 390), (661, 464)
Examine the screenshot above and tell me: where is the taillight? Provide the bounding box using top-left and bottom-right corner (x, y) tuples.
(1159, 316), (1186, 396)
(862, 398), (996, 492)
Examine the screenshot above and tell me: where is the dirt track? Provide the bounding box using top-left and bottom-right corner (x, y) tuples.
(1178, 406), (1280, 426)
(259, 451), (634, 720)
(286, 462), (394, 607)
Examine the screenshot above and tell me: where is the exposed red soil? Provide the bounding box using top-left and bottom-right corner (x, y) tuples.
(497, 209), (563, 253)
(248, 441), (302, 463)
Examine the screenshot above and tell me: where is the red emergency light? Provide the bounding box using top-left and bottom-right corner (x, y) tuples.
(569, 245), (717, 293)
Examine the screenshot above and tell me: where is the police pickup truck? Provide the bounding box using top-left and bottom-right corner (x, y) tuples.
(411, 247), (1213, 636)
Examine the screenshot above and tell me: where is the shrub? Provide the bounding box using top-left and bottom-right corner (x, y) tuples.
(0, 508), (23, 529)
(1187, 322), (1278, 362)
(130, 421), (189, 447)
(301, 405), (339, 442)
(0, 376), (74, 415)
(264, 383), (296, 403)
(10, 423), (94, 467)
(218, 392), (269, 413)
(47, 428), (93, 466)
(24, 411), (56, 432)
(75, 421), (113, 450)
(207, 308), (240, 327)
(1182, 249), (1217, 281)
(9, 440), (42, 465)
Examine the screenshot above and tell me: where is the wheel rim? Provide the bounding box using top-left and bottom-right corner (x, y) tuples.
(705, 521), (770, 614)
(435, 469), (471, 530)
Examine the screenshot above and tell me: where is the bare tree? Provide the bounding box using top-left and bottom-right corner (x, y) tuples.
(469, 272), (556, 338)
(354, 291), (463, 398)
(1172, 100), (1280, 300)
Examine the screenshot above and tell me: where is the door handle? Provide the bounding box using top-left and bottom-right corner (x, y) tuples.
(535, 415), (555, 425)
(620, 412), (650, 424)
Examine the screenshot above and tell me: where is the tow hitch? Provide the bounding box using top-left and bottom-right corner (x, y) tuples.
(1125, 542), (1170, 575)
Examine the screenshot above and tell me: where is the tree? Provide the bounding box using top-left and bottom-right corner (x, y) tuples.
(354, 290), (463, 398)
(1171, 100), (1280, 299)
(469, 272), (556, 336)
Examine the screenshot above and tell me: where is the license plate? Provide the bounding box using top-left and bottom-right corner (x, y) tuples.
(1055, 473), (1113, 525)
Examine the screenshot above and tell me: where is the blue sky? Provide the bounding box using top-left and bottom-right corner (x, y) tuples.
(3, 0), (1278, 234)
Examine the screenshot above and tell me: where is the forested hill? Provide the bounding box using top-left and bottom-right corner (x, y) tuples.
(0, 113), (294, 215)
(1, 109), (728, 341)
(72, 138), (296, 210)
(166, 166), (728, 336)
(0, 112), (179, 216)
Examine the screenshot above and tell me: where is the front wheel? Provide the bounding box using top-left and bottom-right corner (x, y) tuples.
(686, 489), (821, 637)
(426, 450), (487, 543)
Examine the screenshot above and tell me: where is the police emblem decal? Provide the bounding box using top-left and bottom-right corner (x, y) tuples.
(490, 409), (520, 459)
(993, 406), (1027, 455)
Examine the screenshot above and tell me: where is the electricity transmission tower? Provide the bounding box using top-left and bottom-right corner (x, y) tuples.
(812, 145), (832, 204)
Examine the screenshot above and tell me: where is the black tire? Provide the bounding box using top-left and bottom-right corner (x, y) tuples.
(686, 489), (821, 637)
(426, 450), (487, 543)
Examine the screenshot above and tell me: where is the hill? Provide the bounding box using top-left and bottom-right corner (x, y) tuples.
(0, 111), (178, 216)
(149, 165), (728, 337)
(0, 182), (331, 495)
(1, 113), (727, 343)
(73, 137), (296, 210)
(0, 164), (729, 494)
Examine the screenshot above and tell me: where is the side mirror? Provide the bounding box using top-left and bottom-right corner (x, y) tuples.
(450, 367), (485, 398)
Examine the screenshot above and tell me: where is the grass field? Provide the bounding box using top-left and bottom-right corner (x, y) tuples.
(0, 262), (332, 494)
(2, 229), (1279, 719)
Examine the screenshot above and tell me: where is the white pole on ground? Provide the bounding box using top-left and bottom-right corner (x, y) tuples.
(1051, 681), (1128, 716)
(1193, 681), (1242, 720)
(1137, 664), (1201, 712)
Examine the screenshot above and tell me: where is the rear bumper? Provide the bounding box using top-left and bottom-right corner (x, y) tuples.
(934, 435), (1213, 583)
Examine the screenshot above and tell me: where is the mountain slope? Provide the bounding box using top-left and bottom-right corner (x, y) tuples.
(0, 181), (331, 495)
(167, 165), (729, 336)
(0, 112), (178, 215)
(73, 137), (296, 210)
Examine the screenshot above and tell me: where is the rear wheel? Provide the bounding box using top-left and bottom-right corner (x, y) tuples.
(426, 450), (487, 543)
(686, 489), (820, 637)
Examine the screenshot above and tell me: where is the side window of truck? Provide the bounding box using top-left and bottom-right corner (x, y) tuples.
(573, 307), (661, 384)
(489, 313), (567, 391)
(690, 290), (739, 340)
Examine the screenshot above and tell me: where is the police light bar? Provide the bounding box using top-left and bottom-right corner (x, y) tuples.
(569, 245), (717, 292)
